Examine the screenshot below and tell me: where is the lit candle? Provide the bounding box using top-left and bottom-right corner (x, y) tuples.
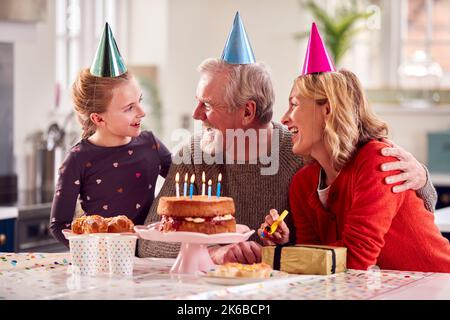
(183, 173), (188, 197)
(189, 174), (195, 199)
(175, 172), (180, 198)
(216, 173), (222, 198)
(201, 171), (206, 196)
(207, 179), (212, 199)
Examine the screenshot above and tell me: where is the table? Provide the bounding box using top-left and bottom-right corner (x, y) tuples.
(1, 252), (449, 300)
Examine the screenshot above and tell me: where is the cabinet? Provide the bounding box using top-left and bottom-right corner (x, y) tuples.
(0, 218), (15, 252)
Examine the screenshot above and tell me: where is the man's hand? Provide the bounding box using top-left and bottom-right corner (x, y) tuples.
(208, 241), (262, 265)
(381, 139), (426, 193)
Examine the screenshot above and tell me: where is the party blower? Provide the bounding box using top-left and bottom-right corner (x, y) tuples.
(261, 210), (289, 238)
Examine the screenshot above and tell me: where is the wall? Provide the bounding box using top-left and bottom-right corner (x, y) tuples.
(375, 106), (450, 164)
(0, 0), (55, 190)
(3, 0), (449, 191)
(127, 0), (450, 166)
(127, 0), (167, 66)
(164, 0), (307, 143)
(127, 0), (309, 146)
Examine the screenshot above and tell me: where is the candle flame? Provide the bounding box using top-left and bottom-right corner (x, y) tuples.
(175, 172), (179, 183)
(218, 173), (222, 182)
(184, 173), (188, 182)
(208, 179), (212, 186)
(202, 171), (205, 183)
(190, 174), (195, 183)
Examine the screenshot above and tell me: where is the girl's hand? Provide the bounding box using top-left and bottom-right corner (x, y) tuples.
(257, 209), (290, 245)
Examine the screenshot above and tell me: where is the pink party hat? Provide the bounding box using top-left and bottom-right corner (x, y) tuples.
(301, 22), (336, 75)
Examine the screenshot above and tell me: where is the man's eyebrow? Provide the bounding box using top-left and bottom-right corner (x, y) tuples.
(197, 96), (213, 104)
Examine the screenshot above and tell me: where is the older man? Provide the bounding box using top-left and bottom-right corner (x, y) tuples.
(137, 13), (436, 264)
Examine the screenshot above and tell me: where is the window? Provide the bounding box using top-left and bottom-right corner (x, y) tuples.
(339, 0), (449, 93)
(55, 0), (81, 90)
(55, 0), (125, 110)
(399, 0), (450, 88)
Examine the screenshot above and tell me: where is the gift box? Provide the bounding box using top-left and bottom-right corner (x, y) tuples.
(262, 244), (347, 275)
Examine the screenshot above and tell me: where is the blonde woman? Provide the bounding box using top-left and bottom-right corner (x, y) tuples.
(260, 69), (450, 272)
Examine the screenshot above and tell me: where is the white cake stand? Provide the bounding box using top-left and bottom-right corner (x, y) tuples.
(134, 223), (255, 275)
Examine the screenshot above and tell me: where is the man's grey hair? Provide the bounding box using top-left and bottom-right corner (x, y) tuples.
(197, 58), (274, 124)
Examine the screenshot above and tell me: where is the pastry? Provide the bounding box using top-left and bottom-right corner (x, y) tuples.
(71, 214), (134, 234)
(208, 262), (273, 278)
(106, 215), (135, 233)
(81, 215), (108, 233)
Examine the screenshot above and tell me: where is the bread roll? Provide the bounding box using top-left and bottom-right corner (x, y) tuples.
(71, 215), (88, 234)
(71, 214), (134, 234)
(106, 215), (134, 233)
(83, 215), (108, 233)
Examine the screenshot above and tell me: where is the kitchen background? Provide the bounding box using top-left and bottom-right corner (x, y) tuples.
(0, 0), (449, 252)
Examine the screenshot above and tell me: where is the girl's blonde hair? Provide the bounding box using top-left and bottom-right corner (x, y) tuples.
(294, 69), (389, 171)
(72, 69), (131, 139)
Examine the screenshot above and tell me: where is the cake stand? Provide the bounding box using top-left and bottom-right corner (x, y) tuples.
(134, 223), (255, 275)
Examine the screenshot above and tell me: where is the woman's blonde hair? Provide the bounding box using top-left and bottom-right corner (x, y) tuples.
(72, 69), (131, 139)
(294, 69), (388, 171)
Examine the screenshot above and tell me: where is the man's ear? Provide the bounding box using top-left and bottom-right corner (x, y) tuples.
(89, 113), (105, 127)
(242, 100), (257, 125)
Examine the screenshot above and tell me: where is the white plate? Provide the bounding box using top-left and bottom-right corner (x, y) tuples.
(195, 270), (289, 286)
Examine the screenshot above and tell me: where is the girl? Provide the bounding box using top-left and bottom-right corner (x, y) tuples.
(50, 24), (171, 247)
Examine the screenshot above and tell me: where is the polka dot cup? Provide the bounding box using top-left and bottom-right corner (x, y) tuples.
(95, 234), (121, 273)
(106, 235), (137, 276)
(69, 235), (99, 276)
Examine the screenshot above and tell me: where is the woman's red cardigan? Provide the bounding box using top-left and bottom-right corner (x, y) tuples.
(290, 140), (450, 272)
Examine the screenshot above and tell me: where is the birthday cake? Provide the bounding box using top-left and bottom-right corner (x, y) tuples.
(157, 195), (236, 234)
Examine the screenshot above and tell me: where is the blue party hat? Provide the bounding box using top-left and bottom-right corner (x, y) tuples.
(221, 12), (255, 64)
(90, 22), (127, 77)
